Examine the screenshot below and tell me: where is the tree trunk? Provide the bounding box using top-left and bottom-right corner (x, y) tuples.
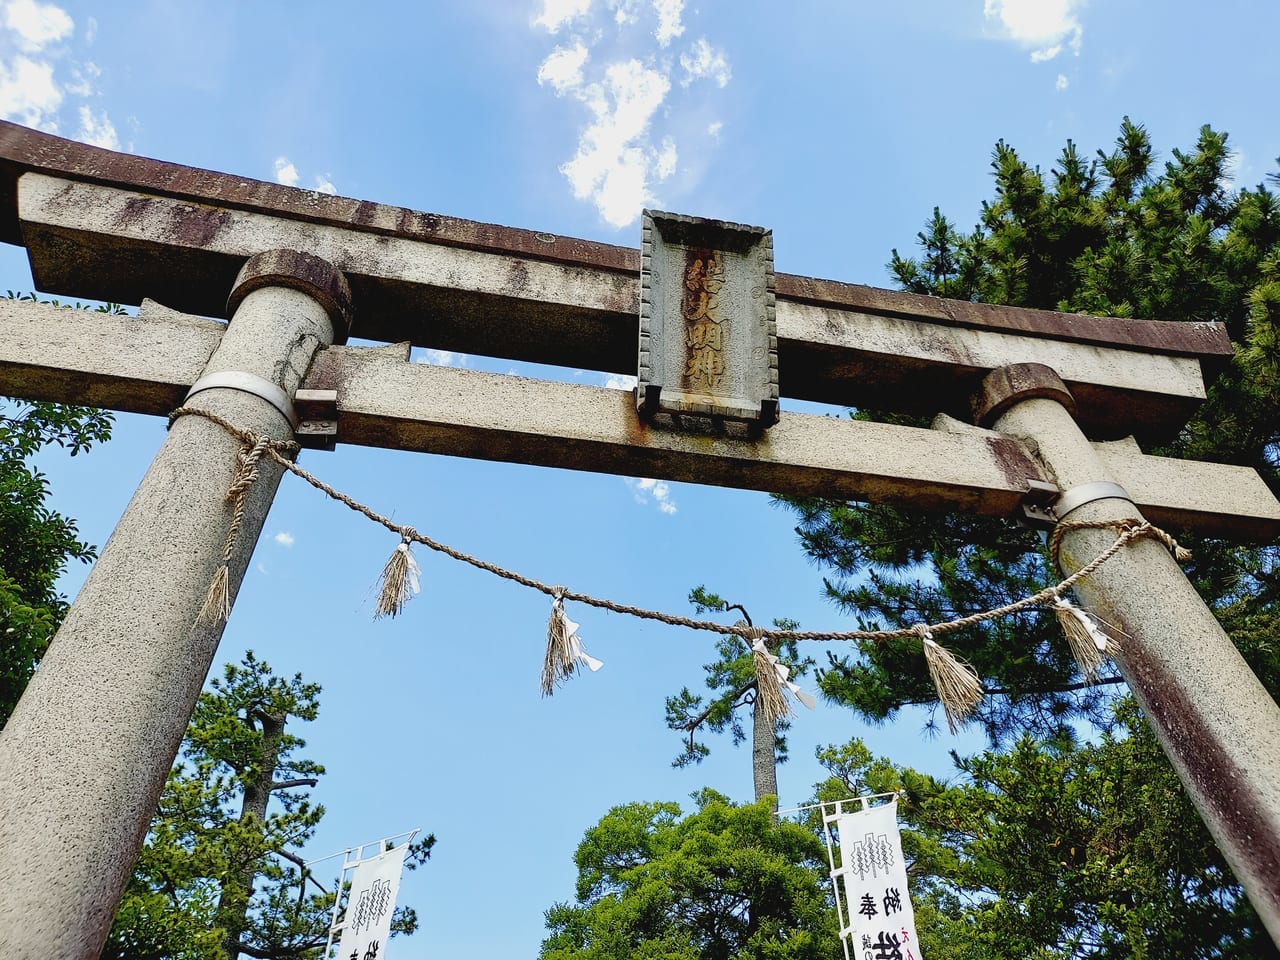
(751, 687), (778, 809)
(218, 710), (285, 960)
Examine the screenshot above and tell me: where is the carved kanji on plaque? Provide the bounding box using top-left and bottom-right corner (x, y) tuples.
(637, 210), (779, 433)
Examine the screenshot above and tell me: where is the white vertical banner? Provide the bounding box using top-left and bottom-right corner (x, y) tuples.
(829, 799), (922, 960)
(335, 843), (408, 960)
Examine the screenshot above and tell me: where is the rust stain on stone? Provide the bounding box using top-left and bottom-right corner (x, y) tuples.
(353, 200), (379, 227)
(167, 204), (233, 248)
(986, 434), (1049, 491)
(116, 195), (154, 229)
(1117, 622), (1280, 916)
(506, 258), (531, 296)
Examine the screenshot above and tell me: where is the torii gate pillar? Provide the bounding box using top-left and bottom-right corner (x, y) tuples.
(976, 363), (1280, 941)
(0, 251), (351, 957)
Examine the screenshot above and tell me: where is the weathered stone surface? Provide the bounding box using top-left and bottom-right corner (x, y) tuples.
(971, 361), (1077, 426)
(988, 385), (1280, 945)
(0, 296), (221, 412)
(228, 248), (354, 341)
(1, 296), (1275, 538)
(14, 171), (1227, 441)
(0, 120), (1234, 366)
(0, 277), (343, 957)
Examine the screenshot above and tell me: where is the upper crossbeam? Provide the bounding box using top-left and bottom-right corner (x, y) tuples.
(0, 122), (1231, 442)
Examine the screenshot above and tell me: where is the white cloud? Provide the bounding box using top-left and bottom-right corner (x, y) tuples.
(1055, 73), (1069, 91)
(274, 157), (336, 194)
(610, 0), (640, 26)
(534, 0), (593, 33)
(274, 531), (295, 547)
(652, 0), (683, 46)
(63, 59), (98, 96)
(76, 104), (117, 149)
(560, 58), (673, 228)
(0, 54), (60, 126)
(0, 3), (124, 148)
(707, 120), (723, 138)
(603, 372), (637, 390)
(534, 1), (731, 228)
(273, 157), (299, 187)
(537, 41), (589, 95)
(653, 136), (676, 179)
(415, 348), (470, 367)
(680, 38), (730, 87)
(984, 0), (1083, 62)
(5, 0), (72, 53)
(627, 476), (677, 514)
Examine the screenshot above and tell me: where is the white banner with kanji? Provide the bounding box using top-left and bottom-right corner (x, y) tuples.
(336, 843), (407, 960)
(832, 799), (921, 960)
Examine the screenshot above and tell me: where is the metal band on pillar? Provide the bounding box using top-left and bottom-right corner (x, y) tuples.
(185, 371), (299, 429)
(1053, 481), (1133, 520)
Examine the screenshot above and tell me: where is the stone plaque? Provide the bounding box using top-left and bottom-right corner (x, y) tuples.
(638, 210), (779, 434)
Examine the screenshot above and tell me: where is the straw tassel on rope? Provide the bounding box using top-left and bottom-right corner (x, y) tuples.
(375, 529), (422, 619)
(743, 620), (818, 727)
(541, 590), (603, 696)
(199, 435), (273, 624)
(1052, 594), (1116, 682)
(916, 625), (983, 734)
(749, 635), (791, 727)
(172, 406), (1191, 732)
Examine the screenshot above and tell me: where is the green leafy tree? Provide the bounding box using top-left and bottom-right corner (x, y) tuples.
(783, 120), (1280, 740)
(664, 587), (811, 805)
(0, 296), (119, 728)
(541, 790), (840, 959)
(808, 721), (1280, 960)
(102, 652), (435, 960)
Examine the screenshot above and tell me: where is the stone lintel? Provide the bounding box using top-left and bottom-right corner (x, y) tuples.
(16, 172), (1223, 442)
(0, 121), (1235, 370)
(0, 295), (1275, 539)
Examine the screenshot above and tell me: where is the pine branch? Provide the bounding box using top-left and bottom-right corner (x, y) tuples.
(892, 675), (1125, 706)
(272, 846), (330, 895)
(270, 778), (319, 792)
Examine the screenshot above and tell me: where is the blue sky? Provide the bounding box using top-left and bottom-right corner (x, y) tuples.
(5, 1), (1280, 956)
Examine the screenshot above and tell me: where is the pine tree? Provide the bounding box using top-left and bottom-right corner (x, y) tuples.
(783, 120), (1280, 741)
(541, 790), (839, 959)
(103, 652), (435, 960)
(663, 586), (811, 805)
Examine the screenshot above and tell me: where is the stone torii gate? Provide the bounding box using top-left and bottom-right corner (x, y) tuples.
(0, 121), (1278, 955)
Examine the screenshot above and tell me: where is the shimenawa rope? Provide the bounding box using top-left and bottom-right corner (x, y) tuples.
(171, 406), (1190, 728)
